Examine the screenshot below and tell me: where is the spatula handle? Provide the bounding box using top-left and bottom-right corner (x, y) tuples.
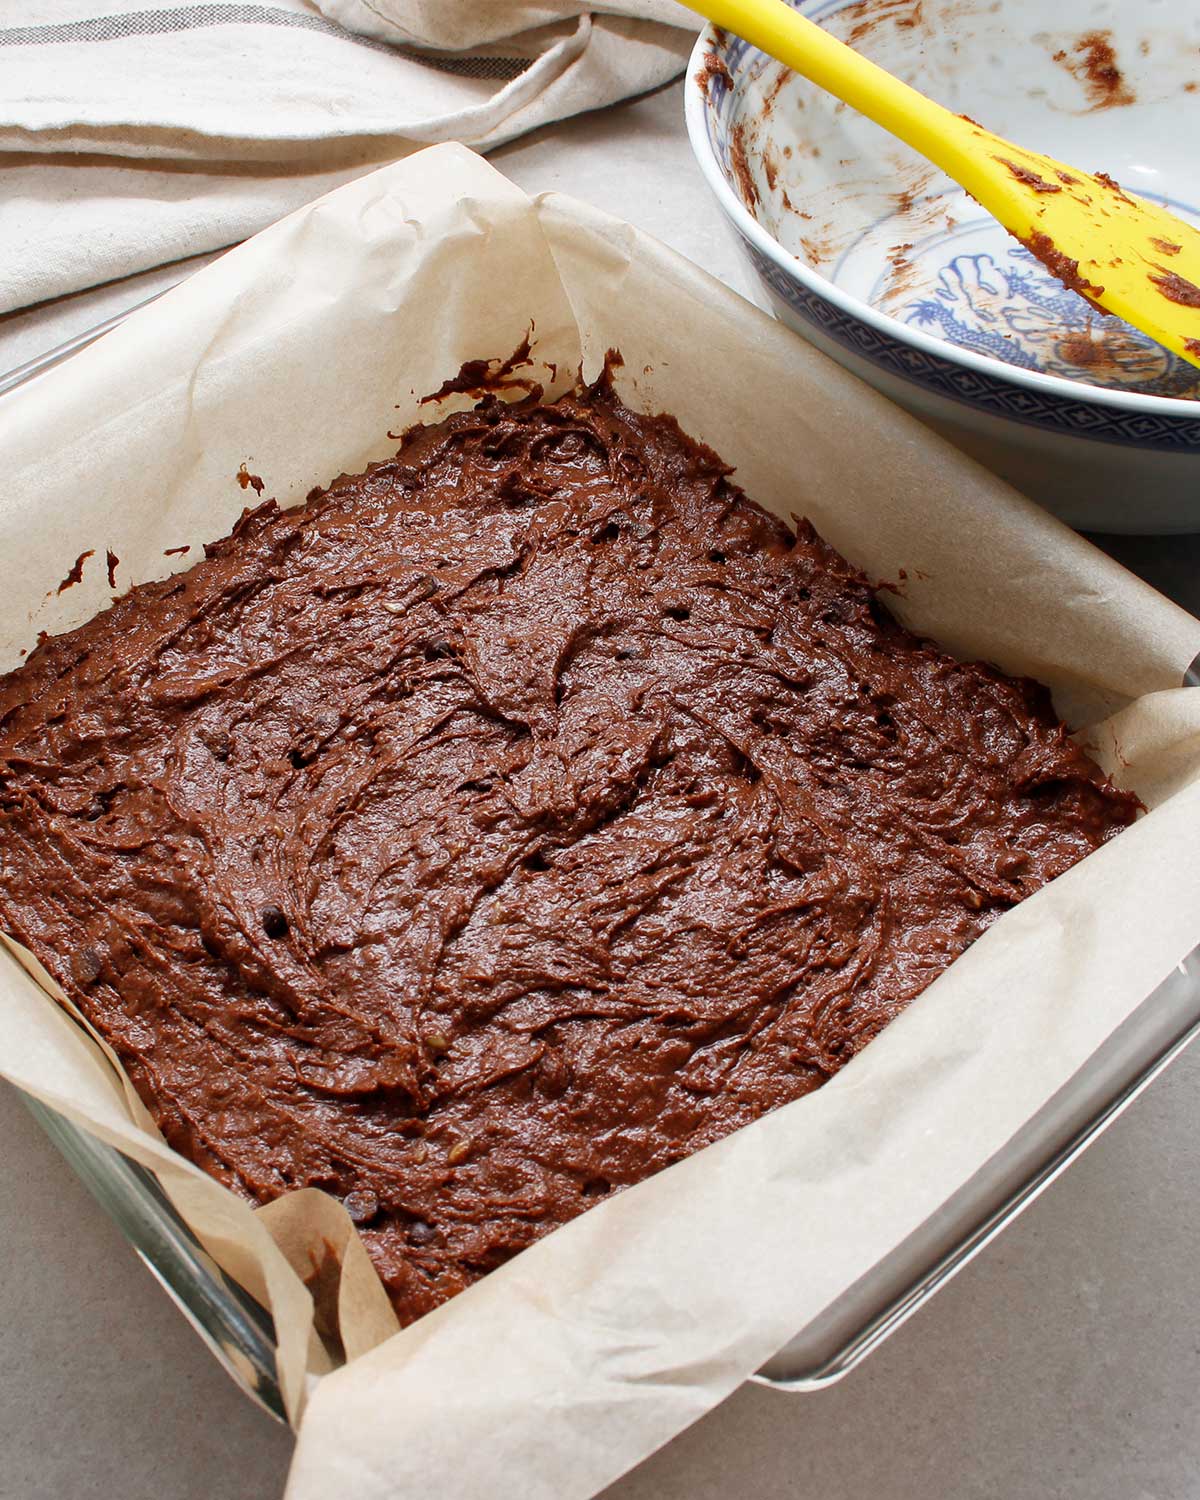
(693, 0), (974, 181)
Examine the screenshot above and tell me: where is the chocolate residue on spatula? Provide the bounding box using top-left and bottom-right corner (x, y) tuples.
(1020, 230), (1106, 310)
(997, 159), (1062, 194)
(1149, 268), (1200, 309)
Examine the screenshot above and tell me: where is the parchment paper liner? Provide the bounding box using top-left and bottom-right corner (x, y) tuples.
(1, 144), (1198, 1499)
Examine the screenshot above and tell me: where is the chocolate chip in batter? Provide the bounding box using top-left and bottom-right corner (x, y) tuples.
(260, 905), (289, 939)
(408, 1219), (439, 1246)
(70, 946), (103, 987)
(344, 1188), (379, 1225)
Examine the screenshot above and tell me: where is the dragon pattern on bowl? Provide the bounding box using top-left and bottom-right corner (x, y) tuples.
(894, 235), (1200, 401)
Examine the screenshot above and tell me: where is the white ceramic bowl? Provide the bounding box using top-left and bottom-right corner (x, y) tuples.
(685, 0), (1200, 533)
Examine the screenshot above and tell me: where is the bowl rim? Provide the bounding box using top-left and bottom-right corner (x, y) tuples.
(683, 23), (1200, 421)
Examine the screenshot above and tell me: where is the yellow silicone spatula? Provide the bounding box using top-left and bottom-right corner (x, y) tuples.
(693, 0), (1200, 369)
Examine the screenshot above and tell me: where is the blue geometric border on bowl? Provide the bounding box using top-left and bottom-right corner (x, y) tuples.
(743, 242), (1200, 453)
(701, 26), (1200, 455)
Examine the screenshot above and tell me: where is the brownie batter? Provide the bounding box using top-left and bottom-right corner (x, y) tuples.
(0, 372), (1138, 1326)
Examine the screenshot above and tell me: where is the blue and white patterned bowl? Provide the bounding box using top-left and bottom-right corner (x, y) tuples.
(684, 0), (1200, 533)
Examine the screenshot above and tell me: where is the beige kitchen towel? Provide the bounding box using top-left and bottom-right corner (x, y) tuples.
(0, 0), (695, 317)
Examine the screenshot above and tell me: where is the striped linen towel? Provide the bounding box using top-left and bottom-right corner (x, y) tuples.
(0, 0), (696, 315)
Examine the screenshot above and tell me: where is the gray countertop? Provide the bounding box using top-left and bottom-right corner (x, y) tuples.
(2, 79), (1198, 1500)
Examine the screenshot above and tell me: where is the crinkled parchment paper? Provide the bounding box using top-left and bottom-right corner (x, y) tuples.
(1, 144), (1199, 1500)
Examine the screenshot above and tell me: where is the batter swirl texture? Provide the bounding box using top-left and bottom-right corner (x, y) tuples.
(0, 373), (1138, 1324)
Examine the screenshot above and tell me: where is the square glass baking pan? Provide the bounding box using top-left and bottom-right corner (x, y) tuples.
(5, 315), (1200, 1416)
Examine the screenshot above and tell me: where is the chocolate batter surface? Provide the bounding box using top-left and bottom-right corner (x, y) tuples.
(0, 374), (1138, 1325)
